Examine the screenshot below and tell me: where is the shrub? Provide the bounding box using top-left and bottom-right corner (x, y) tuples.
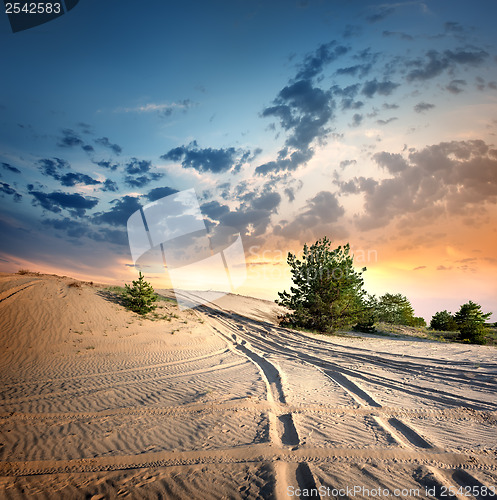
(276, 237), (367, 332)
(430, 310), (457, 331)
(454, 301), (491, 345)
(122, 272), (158, 315)
(376, 293), (417, 326)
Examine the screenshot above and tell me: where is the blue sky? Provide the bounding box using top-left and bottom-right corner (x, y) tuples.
(1, 0), (497, 320)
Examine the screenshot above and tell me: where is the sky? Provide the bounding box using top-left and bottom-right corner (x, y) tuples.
(1, 0), (496, 322)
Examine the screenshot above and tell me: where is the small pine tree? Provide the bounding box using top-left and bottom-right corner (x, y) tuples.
(376, 293), (417, 326)
(454, 301), (490, 345)
(122, 272), (158, 315)
(430, 310), (457, 331)
(276, 237), (367, 332)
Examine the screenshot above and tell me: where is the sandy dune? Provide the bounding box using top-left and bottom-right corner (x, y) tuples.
(0, 273), (496, 499)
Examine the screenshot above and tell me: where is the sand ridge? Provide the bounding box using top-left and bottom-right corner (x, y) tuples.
(0, 273), (496, 498)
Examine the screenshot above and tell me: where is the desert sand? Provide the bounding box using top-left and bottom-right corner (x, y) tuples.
(0, 272), (496, 499)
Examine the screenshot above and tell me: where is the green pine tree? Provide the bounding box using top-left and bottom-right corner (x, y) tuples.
(122, 272), (158, 315)
(454, 301), (491, 345)
(276, 237), (367, 332)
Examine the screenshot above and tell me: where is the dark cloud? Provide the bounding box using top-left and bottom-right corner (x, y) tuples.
(95, 160), (119, 171)
(406, 48), (488, 82)
(341, 99), (364, 111)
(366, 6), (395, 23)
(0, 182), (22, 202)
(92, 195), (141, 227)
(101, 179), (119, 192)
(377, 117), (398, 125)
(125, 174), (163, 188)
(362, 79), (400, 98)
(95, 137), (122, 155)
(124, 158), (164, 187)
(295, 41), (348, 81)
(339, 159), (357, 169)
(274, 191), (345, 241)
(1, 162), (21, 174)
(444, 22), (464, 33)
(414, 102), (435, 113)
(350, 113), (363, 127)
(342, 25), (362, 38)
(336, 63), (373, 79)
(39, 157), (70, 178)
(42, 217), (127, 245)
(77, 122), (93, 134)
(146, 186), (179, 202)
(29, 190), (99, 217)
(161, 141), (248, 174)
(60, 172), (101, 187)
(382, 30), (413, 41)
(82, 144), (95, 153)
(373, 152), (409, 174)
(38, 158), (100, 187)
(201, 200), (231, 221)
(355, 140), (497, 230)
(58, 129), (84, 148)
(383, 103), (399, 110)
(125, 158), (152, 175)
(446, 79), (466, 94)
(335, 176), (378, 195)
(284, 187), (296, 202)
(262, 79), (334, 152)
(255, 147), (313, 175)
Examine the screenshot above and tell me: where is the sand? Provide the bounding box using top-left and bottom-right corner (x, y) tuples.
(0, 272), (496, 499)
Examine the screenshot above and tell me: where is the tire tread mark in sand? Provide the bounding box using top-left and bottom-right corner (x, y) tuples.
(0, 282), (37, 304)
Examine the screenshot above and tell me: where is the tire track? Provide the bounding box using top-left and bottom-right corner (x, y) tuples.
(201, 308), (496, 498)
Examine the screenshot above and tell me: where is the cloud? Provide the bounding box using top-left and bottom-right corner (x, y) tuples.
(92, 195), (141, 227)
(101, 179), (119, 192)
(444, 22), (464, 33)
(350, 113), (363, 127)
(255, 147), (313, 175)
(0, 182), (22, 202)
(335, 176), (378, 195)
(38, 158), (101, 187)
(146, 186), (179, 202)
(60, 172), (101, 187)
(42, 217), (127, 245)
(95, 137), (122, 155)
(57, 129), (84, 148)
(373, 151), (409, 173)
(406, 48), (488, 82)
(382, 30), (413, 41)
(366, 6), (395, 23)
(295, 41), (348, 81)
(117, 99), (195, 117)
(29, 190), (99, 217)
(414, 101), (435, 113)
(362, 79), (400, 98)
(274, 191), (345, 241)
(161, 141), (248, 174)
(262, 79), (334, 153)
(354, 140), (497, 230)
(342, 25), (362, 38)
(2, 162), (21, 174)
(377, 117), (398, 125)
(39, 157), (70, 178)
(94, 160), (119, 171)
(124, 158), (164, 187)
(339, 159), (357, 169)
(446, 79), (466, 94)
